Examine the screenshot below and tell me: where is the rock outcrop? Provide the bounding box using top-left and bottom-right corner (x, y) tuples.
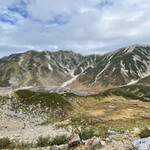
(69, 134), (80, 147)
(132, 137), (150, 150)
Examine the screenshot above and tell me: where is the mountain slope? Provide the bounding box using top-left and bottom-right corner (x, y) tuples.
(136, 75), (150, 86)
(0, 50), (96, 87)
(76, 44), (150, 88)
(0, 44), (150, 89)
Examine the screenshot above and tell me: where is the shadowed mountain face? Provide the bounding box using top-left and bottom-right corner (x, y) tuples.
(0, 44), (150, 89)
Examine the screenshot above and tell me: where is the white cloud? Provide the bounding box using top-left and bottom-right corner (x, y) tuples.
(0, 0), (150, 57)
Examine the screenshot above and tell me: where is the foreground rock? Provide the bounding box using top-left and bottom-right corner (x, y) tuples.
(0, 100), (70, 143)
(132, 136), (150, 150)
(69, 134), (80, 147)
(84, 136), (100, 148)
(34, 144), (68, 150)
(34, 135), (150, 150)
(101, 134), (138, 150)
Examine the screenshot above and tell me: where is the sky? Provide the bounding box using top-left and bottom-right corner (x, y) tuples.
(0, 0), (150, 57)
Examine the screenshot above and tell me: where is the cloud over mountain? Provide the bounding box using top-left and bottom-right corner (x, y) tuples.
(0, 0), (150, 57)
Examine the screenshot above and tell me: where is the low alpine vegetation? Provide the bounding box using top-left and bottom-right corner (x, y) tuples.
(36, 135), (68, 147)
(139, 127), (150, 138)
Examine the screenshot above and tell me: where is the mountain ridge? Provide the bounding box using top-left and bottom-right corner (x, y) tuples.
(0, 44), (150, 90)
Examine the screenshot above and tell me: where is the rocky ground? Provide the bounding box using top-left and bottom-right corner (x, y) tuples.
(0, 98), (70, 143)
(0, 89), (150, 149)
(32, 134), (150, 150)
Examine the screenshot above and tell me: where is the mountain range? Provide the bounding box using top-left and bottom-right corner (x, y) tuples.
(0, 44), (150, 91)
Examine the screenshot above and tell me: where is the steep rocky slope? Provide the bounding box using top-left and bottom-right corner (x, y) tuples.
(0, 44), (150, 89)
(0, 96), (70, 143)
(77, 44), (150, 88)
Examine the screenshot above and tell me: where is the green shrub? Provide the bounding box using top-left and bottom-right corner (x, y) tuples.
(36, 135), (68, 147)
(36, 136), (51, 147)
(0, 137), (32, 149)
(15, 89), (36, 99)
(0, 137), (14, 149)
(15, 90), (71, 109)
(15, 141), (32, 149)
(139, 127), (150, 138)
(40, 119), (55, 125)
(50, 135), (68, 145)
(77, 128), (95, 140)
(102, 88), (148, 102)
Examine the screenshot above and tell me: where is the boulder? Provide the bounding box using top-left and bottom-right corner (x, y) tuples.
(132, 136), (150, 150)
(14, 134), (20, 137)
(92, 136), (100, 146)
(34, 147), (50, 150)
(69, 134), (80, 147)
(85, 136), (100, 147)
(100, 141), (106, 146)
(109, 105), (116, 108)
(101, 140), (132, 150)
(106, 134), (128, 142)
(102, 134), (137, 150)
(51, 144), (68, 150)
(108, 130), (116, 134)
(56, 144), (68, 149)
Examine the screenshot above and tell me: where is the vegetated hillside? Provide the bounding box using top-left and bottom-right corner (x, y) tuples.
(0, 44), (150, 89)
(0, 50), (98, 88)
(120, 85), (150, 99)
(15, 90), (72, 118)
(1, 89), (150, 149)
(59, 90), (150, 137)
(100, 86), (150, 101)
(137, 75), (150, 86)
(76, 44), (150, 88)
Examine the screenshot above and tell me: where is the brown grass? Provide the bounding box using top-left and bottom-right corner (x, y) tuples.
(70, 95), (150, 121)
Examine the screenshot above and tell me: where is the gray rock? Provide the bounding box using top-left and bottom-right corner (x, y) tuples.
(85, 136), (100, 147)
(100, 141), (106, 146)
(132, 136), (150, 150)
(14, 134), (20, 137)
(109, 105), (116, 108)
(106, 135), (116, 142)
(106, 134), (128, 142)
(34, 147), (50, 150)
(108, 130), (116, 134)
(69, 134), (80, 147)
(51, 144), (68, 150)
(92, 136), (100, 146)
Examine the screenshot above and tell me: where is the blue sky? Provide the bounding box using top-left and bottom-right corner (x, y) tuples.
(0, 0), (150, 57)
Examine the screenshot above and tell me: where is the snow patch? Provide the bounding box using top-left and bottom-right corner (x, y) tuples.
(94, 54), (96, 62)
(69, 69), (75, 77)
(124, 45), (136, 54)
(120, 60), (128, 77)
(45, 51), (51, 61)
(9, 76), (20, 86)
(126, 79), (139, 85)
(132, 55), (150, 78)
(18, 55), (24, 66)
(81, 67), (84, 73)
(108, 53), (114, 61)
(94, 61), (110, 84)
(47, 63), (53, 71)
(61, 75), (79, 88)
(15, 86), (34, 90)
(112, 67), (116, 72)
